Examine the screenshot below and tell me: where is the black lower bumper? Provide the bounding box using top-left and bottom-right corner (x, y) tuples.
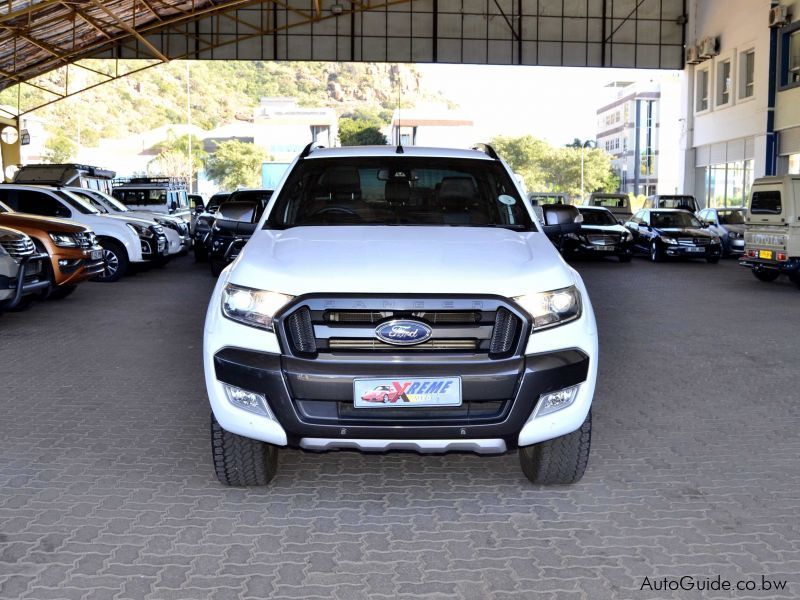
(739, 257), (800, 273)
(663, 245), (721, 258)
(0, 253), (50, 310)
(213, 348), (590, 449)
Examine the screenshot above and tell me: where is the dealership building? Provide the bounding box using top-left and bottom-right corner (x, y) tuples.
(679, 0), (800, 207)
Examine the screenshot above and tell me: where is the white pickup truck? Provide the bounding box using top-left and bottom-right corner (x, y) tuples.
(203, 145), (598, 486)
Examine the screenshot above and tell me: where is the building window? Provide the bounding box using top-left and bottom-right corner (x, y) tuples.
(703, 159), (754, 208)
(696, 69), (710, 112)
(789, 154), (800, 174)
(739, 50), (755, 99)
(790, 30), (800, 85)
(639, 100), (656, 176)
(716, 60), (732, 106)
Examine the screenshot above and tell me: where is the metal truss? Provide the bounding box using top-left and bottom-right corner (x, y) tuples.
(0, 0), (686, 117)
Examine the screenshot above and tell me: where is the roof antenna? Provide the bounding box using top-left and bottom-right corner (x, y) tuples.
(396, 71), (404, 154)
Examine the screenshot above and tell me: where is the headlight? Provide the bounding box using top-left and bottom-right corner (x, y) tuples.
(513, 286), (582, 331)
(49, 232), (79, 247)
(710, 237), (721, 245)
(127, 223), (154, 238)
(221, 284), (293, 331)
(659, 236), (677, 245)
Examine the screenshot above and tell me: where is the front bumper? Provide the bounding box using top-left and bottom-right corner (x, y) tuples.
(140, 233), (169, 260)
(566, 240), (633, 257)
(212, 347), (589, 450)
(663, 244), (721, 258)
(52, 246), (105, 285)
(0, 253), (50, 309)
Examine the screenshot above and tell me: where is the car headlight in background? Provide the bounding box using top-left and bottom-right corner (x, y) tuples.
(49, 232), (79, 247)
(659, 236), (677, 245)
(221, 284), (293, 331)
(127, 223), (154, 238)
(710, 237), (721, 245)
(514, 286), (582, 330)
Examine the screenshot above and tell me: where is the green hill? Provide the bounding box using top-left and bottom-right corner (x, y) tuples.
(1, 61), (450, 147)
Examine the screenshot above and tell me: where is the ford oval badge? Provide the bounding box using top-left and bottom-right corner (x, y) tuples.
(375, 320), (432, 346)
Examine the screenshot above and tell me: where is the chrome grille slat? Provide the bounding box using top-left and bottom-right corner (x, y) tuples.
(324, 310), (482, 324)
(0, 237), (35, 259)
(328, 338), (478, 351)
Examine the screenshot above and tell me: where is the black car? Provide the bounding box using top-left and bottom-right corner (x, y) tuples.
(209, 189), (273, 276)
(563, 206), (634, 262)
(624, 208), (722, 263)
(193, 192), (230, 261)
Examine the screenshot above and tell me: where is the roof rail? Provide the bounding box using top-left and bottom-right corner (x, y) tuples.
(299, 143), (325, 159)
(472, 143), (499, 160)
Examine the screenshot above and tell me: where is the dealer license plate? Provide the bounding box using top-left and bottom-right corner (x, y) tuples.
(354, 377), (461, 408)
(759, 249), (773, 260)
(90, 249), (103, 260)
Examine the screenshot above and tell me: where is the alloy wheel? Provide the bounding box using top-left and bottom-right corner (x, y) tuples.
(101, 249), (119, 279)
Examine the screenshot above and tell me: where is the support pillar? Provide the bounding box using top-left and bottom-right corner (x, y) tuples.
(0, 115), (22, 182)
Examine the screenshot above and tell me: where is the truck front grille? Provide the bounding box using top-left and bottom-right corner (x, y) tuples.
(0, 237), (35, 259)
(279, 297), (526, 359)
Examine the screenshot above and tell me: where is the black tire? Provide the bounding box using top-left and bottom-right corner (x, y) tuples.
(194, 241), (209, 262)
(519, 410), (591, 485)
(211, 414), (279, 486)
(48, 285), (78, 300)
(650, 241), (664, 263)
(618, 254), (632, 263)
(210, 258), (225, 277)
(706, 256), (720, 264)
(152, 256), (171, 268)
(382, 394), (390, 403)
(751, 268), (780, 282)
(92, 239), (129, 283)
(788, 272), (800, 289)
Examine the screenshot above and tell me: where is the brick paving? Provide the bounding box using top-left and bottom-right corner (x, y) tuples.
(1, 256), (798, 599)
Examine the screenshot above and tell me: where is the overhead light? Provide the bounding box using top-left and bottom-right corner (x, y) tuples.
(331, 4), (344, 14)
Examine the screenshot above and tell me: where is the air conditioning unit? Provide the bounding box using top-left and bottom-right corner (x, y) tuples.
(685, 45), (701, 65)
(698, 36), (719, 59)
(769, 5), (790, 27)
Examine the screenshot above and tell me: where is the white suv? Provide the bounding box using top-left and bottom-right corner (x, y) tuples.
(204, 145), (598, 486)
(0, 185), (168, 282)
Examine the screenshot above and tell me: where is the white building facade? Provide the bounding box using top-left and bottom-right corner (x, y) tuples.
(596, 77), (681, 197)
(680, 0), (800, 207)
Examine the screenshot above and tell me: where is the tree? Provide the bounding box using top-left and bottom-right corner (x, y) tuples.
(491, 135), (551, 192)
(148, 133), (207, 180)
(491, 134), (620, 197)
(43, 131), (77, 163)
(338, 117), (388, 146)
(203, 140), (269, 191)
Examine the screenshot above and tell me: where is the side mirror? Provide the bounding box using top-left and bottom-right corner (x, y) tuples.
(541, 204), (582, 241)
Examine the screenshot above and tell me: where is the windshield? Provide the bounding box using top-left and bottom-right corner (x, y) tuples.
(589, 196), (628, 208)
(529, 195), (564, 206)
(717, 210), (745, 225)
(651, 211), (702, 228)
(85, 189), (130, 212)
(658, 196), (697, 210)
(55, 190), (100, 214)
(266, 157), (534, 230)
(579, 208), (617, 226)
(114, 188), (171, 206)
(207, 193), (230, 212)
(71, 190), (110, 213)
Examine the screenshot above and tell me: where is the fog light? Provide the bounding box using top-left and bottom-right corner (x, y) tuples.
(530, 385), (580, 420)
(223, 384), (273, 418)
(58, 259), (69, 266)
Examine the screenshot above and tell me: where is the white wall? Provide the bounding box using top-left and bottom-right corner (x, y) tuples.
(687, 0), (770, 153)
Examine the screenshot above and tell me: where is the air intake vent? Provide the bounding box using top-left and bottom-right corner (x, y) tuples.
(489, 308), (519, 355)
(286, 307), (316, 354)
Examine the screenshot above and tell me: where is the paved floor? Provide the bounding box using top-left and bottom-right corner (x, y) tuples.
(1, 255), (799, 600)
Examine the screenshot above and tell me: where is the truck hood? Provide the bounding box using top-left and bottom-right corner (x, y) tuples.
(229, 226), (574, 297)
(0, 212), (87, 233)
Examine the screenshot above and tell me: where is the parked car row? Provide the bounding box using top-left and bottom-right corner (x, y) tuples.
(0, 176), (200, 314)
(192, 189), (273, 276)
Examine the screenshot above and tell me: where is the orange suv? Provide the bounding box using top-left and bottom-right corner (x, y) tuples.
(0, 200), (104, 299)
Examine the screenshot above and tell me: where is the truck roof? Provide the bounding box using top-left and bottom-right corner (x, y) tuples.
(304, 145), (495, 161)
